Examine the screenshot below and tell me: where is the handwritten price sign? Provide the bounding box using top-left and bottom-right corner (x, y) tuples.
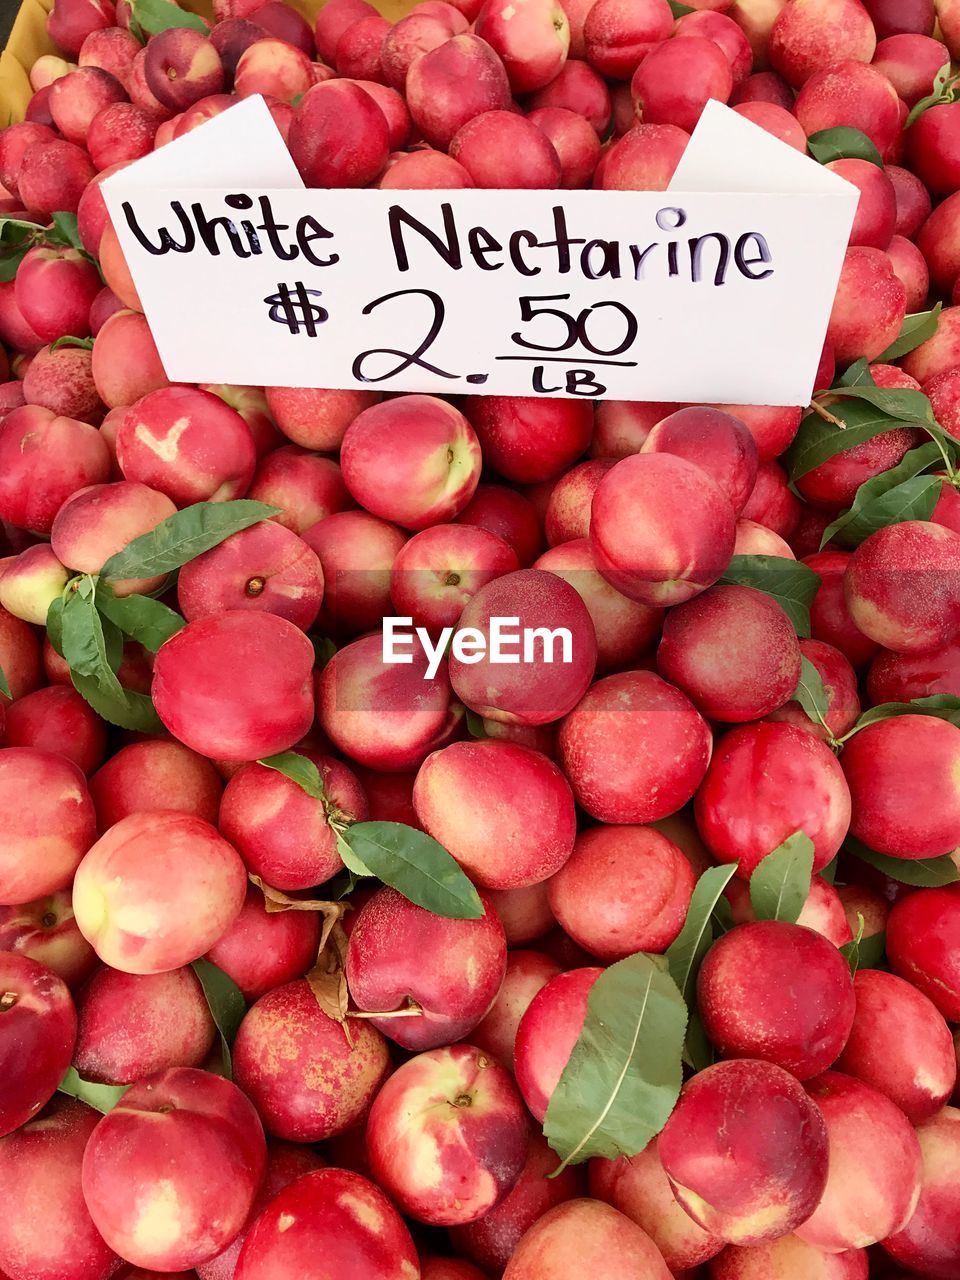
(102, 100), (858, 406)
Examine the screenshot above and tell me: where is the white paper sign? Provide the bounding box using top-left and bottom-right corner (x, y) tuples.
(103, 100), (858, 406)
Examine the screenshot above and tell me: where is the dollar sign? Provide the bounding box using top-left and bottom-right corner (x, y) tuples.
(263, 283), (329, 337)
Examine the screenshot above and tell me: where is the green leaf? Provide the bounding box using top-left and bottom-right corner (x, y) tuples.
(335, 833), (374, 878)
(826, 385), (934, 425)
(820, 857), (837, 885)
(682, 1010), (714, 1073)
(58, 1067), (129, 1113)
(0, 217), (41, 244)
(845, 835), (960, 887)
(839, 912), (865, 974)
(711, 894), (734, 934)
(465, 710), (489, 739)
(60, 585), (121, 681)
(876, 304), (942, 362)
(844, 694), (960, 736)
(792, 655), (831, 729)
(786, 400), (916, 481)
(807, 126), (883, 166)
(310, 634), (337, 670)
(342, 821), (484, 919)
(666, 864), (737, 1003)
(0, 665), (9, 699)
(49, 211), (84, 251)
(50, 335), (95, 352)
(858, 930), (886, 970)
(719, 555), (821, 637)
(819, 441), (944, 549)
(906, 63), (958, 127)
(132, 0), (209, 35)
(837, 358), (875, 388)
(46, 597), (65, 657)
(668, 0), (694, 13)
(100, 500), (280, 581)
(0, 247), (28, 282)
(96, 586), (185, 653)
(749, 831), (816, 923)
(70, 669), (163, 732)
(191, 958), (246, 1079)
(259, 750), (325, 798)
(543, 953), (687, 1173)
(827, 474), (941, 550)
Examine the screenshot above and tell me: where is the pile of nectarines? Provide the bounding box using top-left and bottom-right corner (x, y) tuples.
(1, 0), (960, 1277)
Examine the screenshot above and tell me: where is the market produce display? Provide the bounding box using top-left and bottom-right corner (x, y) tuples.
(2, 0), (960, 1277)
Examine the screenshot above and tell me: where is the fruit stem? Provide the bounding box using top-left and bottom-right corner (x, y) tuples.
(347, 1001), (423, 1019)
(0, 991), (17, 1011)
(809, 400), (845, 429)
